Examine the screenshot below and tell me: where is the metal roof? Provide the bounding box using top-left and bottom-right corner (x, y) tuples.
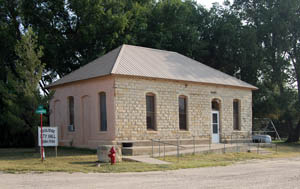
(47, 46), (121, 87)
(47, 44), (257, 90)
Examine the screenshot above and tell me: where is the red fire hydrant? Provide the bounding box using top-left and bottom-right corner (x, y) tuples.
(108, 147), (116, 165)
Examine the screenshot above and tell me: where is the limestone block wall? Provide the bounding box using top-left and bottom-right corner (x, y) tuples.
(114, 76), (253, 141)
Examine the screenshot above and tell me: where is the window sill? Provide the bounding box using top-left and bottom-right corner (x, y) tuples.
(98, 131), (108, 133)
(147, 129), (157, 133)
(178, 130), (189, 132)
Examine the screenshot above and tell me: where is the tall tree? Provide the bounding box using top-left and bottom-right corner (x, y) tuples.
(142, 0), (209, 59)
(202, 3), (261, 82)
(0, 0), (23, 147)
(233, 0), (300, 141)
(0, 26), (45, 147)
(285, 0), (300, 142)
(15, 27), (45, 96)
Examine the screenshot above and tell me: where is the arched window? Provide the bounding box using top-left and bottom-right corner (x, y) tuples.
(146, 93), (156, 130)
(233, 99), (240, 130)
(99, 92), (107, 131)
(212, 99), (220, 111)
(179, 95), (188, 130)
(68, 96), (75, 131)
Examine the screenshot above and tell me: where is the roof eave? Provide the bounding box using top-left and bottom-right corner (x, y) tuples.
(45, 74), (113, 89)
(111, 73), (258, 90)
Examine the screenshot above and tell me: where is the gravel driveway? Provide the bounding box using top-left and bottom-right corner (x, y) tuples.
(1, 157), (300, 189)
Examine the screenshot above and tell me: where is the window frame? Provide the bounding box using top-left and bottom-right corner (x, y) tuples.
(68, 96), (75, 131)
(233, 99), (241, 130)
(179, 95), (188, 130)
(146, 93), (156, 131)
(99, 92), (107, 132)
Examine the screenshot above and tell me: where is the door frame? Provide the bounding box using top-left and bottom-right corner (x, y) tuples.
(211, 110), (220, 143)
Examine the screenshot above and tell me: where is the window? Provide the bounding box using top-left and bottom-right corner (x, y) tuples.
(99, 92), (107, 131)
(146, 93), (156, 130)
(68, 96), (75, 131)
(179, 96), (187, 130)
(212, 99), (220, 111)
(233, 99), (240, 130)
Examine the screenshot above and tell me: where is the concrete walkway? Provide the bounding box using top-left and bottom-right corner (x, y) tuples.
(123, 143), (255, 164)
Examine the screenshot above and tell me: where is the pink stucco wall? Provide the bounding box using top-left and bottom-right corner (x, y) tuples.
(49, 76), (115, 149)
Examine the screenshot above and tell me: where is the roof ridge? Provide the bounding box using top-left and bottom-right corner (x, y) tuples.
(111, 44), (125, 74)
(124, 44), (177, 54)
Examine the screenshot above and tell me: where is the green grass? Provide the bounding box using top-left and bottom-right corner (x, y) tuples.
(271, 142), (300, 154)
(0, 143), (300, 173)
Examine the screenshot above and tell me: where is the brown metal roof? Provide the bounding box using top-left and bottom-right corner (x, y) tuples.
(47, 46), (121, 88)
(47, 44), (257, 90)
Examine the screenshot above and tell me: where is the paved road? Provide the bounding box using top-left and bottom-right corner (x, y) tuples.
(1, 157), (300, 189)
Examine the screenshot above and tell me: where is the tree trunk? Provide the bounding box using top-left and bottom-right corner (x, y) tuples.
(287, 119), (300, 142)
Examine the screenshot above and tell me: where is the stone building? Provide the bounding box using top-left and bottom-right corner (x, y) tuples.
(48, 44), (257, 149)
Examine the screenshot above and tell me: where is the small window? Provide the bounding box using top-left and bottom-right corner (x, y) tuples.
(212, 99), (220, 111)
(68, 96), (75, 131)
(99, 92), (107, 131)
(233, 99), (240, 130)
(179, 96), (187, 130)
(146, 93), (156, 130)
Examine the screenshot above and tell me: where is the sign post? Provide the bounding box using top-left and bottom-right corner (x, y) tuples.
(35, 105), (47, 162)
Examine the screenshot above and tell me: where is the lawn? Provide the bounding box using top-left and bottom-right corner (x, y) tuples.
(272, 142), (300, 155)
(0, 143), (299, 173)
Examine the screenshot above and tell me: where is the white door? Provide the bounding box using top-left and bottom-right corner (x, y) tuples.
(212, 111), (220, 143)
